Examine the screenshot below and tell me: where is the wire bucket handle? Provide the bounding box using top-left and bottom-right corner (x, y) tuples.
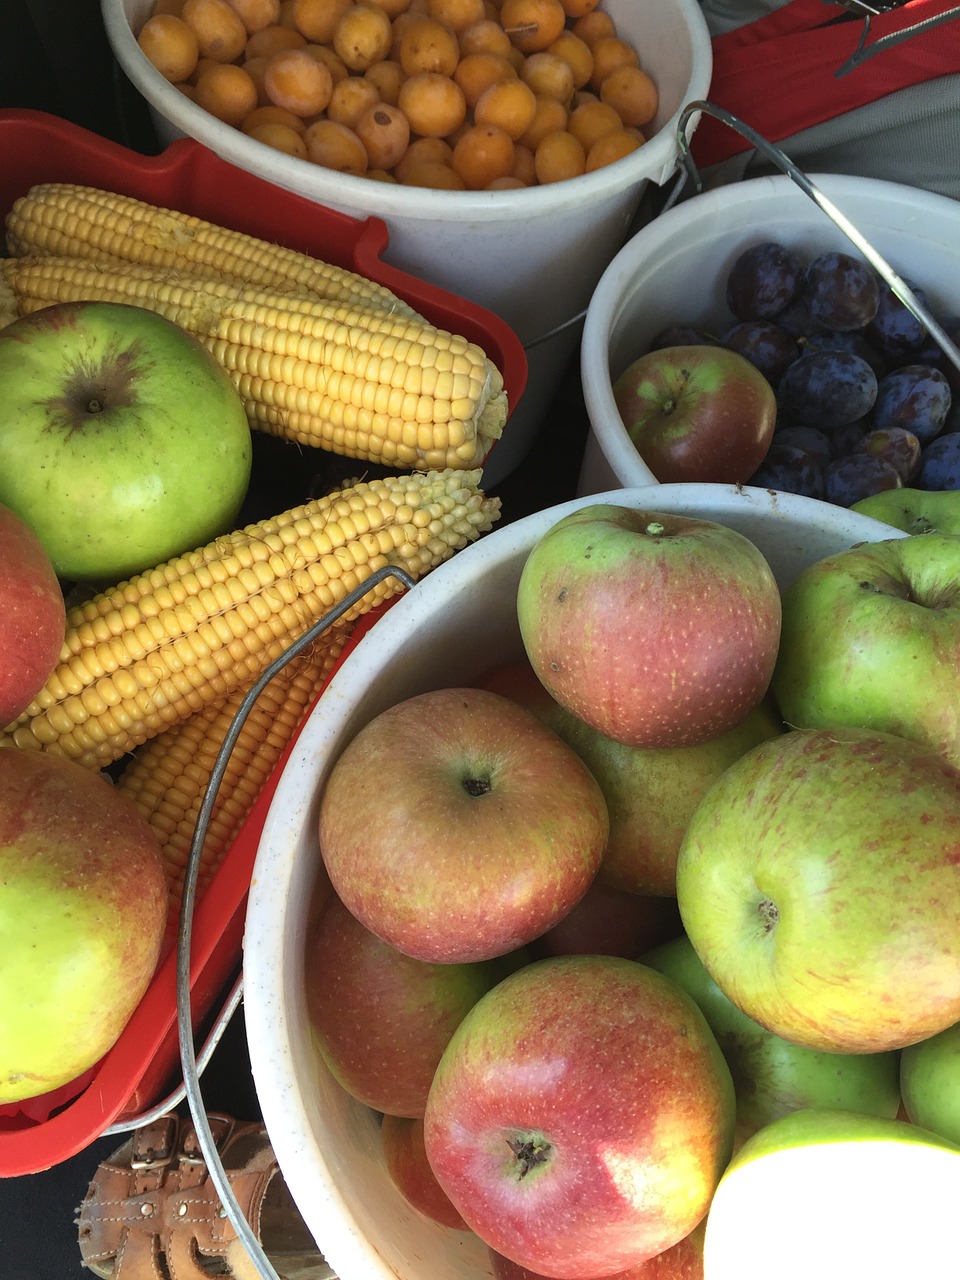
(663, 98), (960, 381)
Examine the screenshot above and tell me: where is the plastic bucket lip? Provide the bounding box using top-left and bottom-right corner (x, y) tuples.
(579, 171), (960, 494)
(102, 0), (713, 218)
(243, 481), (907, 1280)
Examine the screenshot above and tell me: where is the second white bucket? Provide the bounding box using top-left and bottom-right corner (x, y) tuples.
(103, 0), (713, 485)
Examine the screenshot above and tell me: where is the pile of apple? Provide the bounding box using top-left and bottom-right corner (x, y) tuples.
(306, 501), (960, 1279)
(0, 298), (254, 1108)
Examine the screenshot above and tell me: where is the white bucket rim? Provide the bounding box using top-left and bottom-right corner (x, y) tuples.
(102, 0), (713, 220)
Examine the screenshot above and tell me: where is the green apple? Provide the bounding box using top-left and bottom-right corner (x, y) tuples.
(675, 726), (960, 1054)
(479, 657), (785, 897)
(0, 300), (252, 582)
(0, 502), (65, 725)
(0, 746), (168, 1103)
(703, 1109), (960, 1279)
(642, 934), (901, 1144)
(771, 534), (960, 768)
(551, 696), (785, 897)
(900, 1020), (960, 1145)
(851, 487), (960, 535)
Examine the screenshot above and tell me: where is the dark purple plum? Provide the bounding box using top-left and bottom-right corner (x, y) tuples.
(800, 251), (880, 331)
(823, 454), (902, 506)
(829, 417), (872, 458)
(801, 328), (888, 379)
(777, 350), (878, 429)
(772, 424), (832, 463)
(855, 427), (922, 484)
(772, 295), (825, 342)
(918, 432), (960, 490)
(725, 241), (803, 321)
(721, 321), (799, 387)
(867, 281), (929, 358)
(872, 364), (952, 444)
(749, 442), (825, 500)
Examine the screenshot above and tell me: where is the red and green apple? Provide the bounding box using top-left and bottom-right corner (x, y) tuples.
(303, 890), (508, 1117)
(0, 502), (65, 726)
(612, 344), (777, 485)
(0, 747), (167, 1103)
(676, 726), (960, 1054)
(642, 933), (901, 1144)
(318, 686), (609, 964)
(422, 954), (735, 1279)
(516, 505), (782, 749)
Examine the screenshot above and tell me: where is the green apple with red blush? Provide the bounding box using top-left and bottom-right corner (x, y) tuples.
(641, 933), (901, 1146)
(676, 726), (960, 1055)
(318, 686), (609, 964)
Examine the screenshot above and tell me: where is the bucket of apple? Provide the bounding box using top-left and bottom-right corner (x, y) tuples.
(242, 482), (960, 1280)
(577, 172), (960, 526)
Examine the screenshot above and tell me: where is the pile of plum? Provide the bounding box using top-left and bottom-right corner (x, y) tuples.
(653, 241), (960, 505)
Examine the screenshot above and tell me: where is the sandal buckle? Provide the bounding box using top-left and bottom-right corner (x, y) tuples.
(129, 1115), (178, 1170)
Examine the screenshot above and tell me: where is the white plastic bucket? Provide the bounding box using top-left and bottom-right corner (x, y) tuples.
(243, 482), (905, 1280)
(102, 0), (712, 485)
(578, 173), (960, 495)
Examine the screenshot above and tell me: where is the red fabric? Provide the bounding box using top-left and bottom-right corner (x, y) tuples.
(691, 0), (960, 166)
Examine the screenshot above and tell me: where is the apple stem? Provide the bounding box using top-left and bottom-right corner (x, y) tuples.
(507, 1134), (552, 1180)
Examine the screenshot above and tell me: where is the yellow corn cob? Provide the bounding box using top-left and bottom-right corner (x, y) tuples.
(5, 255), (507, 471)
(0, 266), (16, 330)
(0, 468), (499, 770)
(5, 182), (421, 320)
(118, 622), (352, 936)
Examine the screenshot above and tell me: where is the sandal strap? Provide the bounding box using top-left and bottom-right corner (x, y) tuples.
(78, 1114), (293, 1280)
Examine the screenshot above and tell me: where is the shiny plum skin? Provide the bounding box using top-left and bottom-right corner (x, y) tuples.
(772, 424), (832, 464)
(855, 427), (922, 484)
(918, 432), (960, 489)
(749, 442), (825, 500)
(725, 241), (803, 320)
(800, 251), (880, 331)
(777, 351), (878, 430)
(867, 281), (930, 359)
(872, 364), (953, 444)
(801, 328), (889, 379)
(633, 241), (959, 507)
(823, 453), (902, 506)
(722, 321), (799, 387)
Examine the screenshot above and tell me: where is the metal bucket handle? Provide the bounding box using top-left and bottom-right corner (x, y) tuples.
(665, 98), (960, 380)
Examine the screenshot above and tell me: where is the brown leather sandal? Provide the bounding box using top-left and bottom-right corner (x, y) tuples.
(76, 1113), (335, 1280)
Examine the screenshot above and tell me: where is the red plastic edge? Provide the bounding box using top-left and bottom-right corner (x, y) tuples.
(0, 108), (523, 1175)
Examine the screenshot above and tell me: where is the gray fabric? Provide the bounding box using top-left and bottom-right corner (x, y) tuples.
(691, 3), (960, 201)
(695, 77), (960, 201)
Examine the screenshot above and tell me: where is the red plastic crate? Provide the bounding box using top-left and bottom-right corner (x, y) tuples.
(0, 108), (526, 1177)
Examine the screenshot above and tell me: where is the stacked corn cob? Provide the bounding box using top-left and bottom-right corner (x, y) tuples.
(2, 183), (508, 471)
(1, 469), (499, 772)
(117, 623), (353, 938)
